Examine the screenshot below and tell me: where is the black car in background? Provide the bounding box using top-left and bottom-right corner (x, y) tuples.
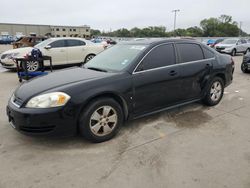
(241, 52), (250, 73)
(7, 39), (234, 142)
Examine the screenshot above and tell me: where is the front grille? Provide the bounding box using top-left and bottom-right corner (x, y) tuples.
(20, 125), (55, 133)
(216, 47), (225, 50)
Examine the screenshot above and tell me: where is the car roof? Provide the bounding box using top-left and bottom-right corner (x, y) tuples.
(118, 38), (200, 46)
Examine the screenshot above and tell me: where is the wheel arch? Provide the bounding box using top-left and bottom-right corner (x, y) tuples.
(78, 92), (129, 122)
(84, 53), (96, 62)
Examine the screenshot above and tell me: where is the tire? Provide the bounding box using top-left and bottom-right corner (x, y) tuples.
(21, 60), (40, 72)
(231, 49), (236, 56)
(241, 63), (249, 73)
(245, 48), (250, 55)
(203, 77), (224, 106)
(84, 54), (95, 63)
(79, 98), (123, 143)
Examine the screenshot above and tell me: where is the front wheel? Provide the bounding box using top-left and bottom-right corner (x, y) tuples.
(203, 77), (224, 106)
(21, 61), (40, 72)
(79, 98), (123, 142)
(231, 49), (236, 56)
(85, 54), (95, 63)
(245, 48), (250, 55)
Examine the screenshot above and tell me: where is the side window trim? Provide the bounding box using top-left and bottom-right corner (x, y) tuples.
(133, 42), (177, 74)
(175, 42), (205, 64)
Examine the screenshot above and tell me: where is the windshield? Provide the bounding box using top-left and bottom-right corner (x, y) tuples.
(220, 39), (238, 44)
(84, 44), (147, 72)
(34, 38), (54, 48)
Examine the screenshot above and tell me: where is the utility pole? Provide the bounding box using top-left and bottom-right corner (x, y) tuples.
(239, 21), (242, 37)
(172, 9), (180, 37)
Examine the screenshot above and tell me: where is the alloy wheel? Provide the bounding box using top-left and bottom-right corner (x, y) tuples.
(89, 106), (118, 137)
(26, 61), (39, 72)
(210, 81), (222, 102)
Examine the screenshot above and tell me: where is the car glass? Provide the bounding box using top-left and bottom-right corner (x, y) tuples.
(50, 40), (66, 48)
(137, 44), (175, 71)
(176, 43), (204, 63)
(85, 44), (147, 72)
(67, 39), (86, 47)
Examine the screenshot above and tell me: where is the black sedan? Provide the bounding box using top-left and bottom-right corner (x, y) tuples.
(241, 52), (250, 73)
(7, 39), (234, 142)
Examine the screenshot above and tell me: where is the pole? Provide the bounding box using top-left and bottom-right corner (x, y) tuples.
(239, 21), (242, 37)
(172, 9), (180, 37)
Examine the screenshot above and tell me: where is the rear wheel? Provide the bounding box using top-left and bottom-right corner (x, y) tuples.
(203, 77), (224, 106)
(21, 61), (40, 72)
(79, 98), (123, 142)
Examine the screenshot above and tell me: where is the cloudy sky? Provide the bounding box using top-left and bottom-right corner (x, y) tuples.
(1, 0), (250, 33)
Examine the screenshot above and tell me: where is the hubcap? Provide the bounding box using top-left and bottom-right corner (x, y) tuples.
(210, 81), (222, 102)
(89, 106), (118, 136)
(26, 61), (39, 72)
(86, 55), (94, 62)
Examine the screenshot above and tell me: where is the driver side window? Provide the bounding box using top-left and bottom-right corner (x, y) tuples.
(136, 44), (176, 72)
(50, 40), (66, 48)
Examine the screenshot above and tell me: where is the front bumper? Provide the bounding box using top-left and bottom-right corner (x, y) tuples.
(0, 59), (15, 69)
(215, 48), (233, 54)
(6, 100), (78, 137)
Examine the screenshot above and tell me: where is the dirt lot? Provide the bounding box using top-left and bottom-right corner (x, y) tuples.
(0, 55), (250, 188)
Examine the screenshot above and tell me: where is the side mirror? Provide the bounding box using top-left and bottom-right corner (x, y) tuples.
(44, 45), (52, 49)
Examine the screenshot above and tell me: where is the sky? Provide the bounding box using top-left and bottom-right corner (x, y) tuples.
(1, 0), (250, 33)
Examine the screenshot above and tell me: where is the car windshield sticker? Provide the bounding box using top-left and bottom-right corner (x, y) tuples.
(121, 59), (129, 65)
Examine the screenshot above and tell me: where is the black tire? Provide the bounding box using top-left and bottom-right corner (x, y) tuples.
(231, 49), (236, 56)
(203, 77), (224, 106)
(21, 60), (40, 72)
(84, 54), (95, 63)
(241, 63), (249, 73)
(79, 98), (123, 143)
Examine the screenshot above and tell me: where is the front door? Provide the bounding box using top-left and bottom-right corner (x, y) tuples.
(42, 39), (68, 65)
(132, 43), (182, 116)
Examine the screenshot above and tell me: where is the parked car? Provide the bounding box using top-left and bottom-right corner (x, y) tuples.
(241, 52), (250, 73)
(208, 38), (224, 48)
(214, 38), (250, 56)
(0, 35), (15, 44)
(12, 36), (47, 49)
(0, 37), (105, 71)
(6, 39), (234, 142)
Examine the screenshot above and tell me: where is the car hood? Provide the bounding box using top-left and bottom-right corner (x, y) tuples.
(15, 67), (113, 102)
(2, 47), (33, 57)
(215, 44), (234, 48)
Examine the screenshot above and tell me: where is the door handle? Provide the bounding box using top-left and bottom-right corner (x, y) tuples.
(169, 70), (177, 76)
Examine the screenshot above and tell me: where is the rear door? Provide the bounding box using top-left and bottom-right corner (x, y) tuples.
(132, 43), (182, 116)
(66, 39), (86, 64)
(43, 39), (68, 65)
(175, 43), (214, 101)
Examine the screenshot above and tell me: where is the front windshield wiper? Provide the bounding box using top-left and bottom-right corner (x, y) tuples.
(86, 67), (108, 72)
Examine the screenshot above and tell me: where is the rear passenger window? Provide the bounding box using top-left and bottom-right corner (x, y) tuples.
(176, 43), (204, 63)
(137, 44), (175, 71)
(202, 47), (215, 59)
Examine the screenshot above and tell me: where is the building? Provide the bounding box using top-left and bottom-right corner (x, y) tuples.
(0, 23), (91, 38)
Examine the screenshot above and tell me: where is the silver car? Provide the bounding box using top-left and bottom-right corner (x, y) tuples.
(214, 38), (250, 56)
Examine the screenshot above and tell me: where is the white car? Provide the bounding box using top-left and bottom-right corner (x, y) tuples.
(214, 38), (250, 56)
(0, 37), (105, 71)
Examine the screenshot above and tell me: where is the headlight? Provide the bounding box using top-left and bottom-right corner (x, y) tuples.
(26, 92), (71, 108)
